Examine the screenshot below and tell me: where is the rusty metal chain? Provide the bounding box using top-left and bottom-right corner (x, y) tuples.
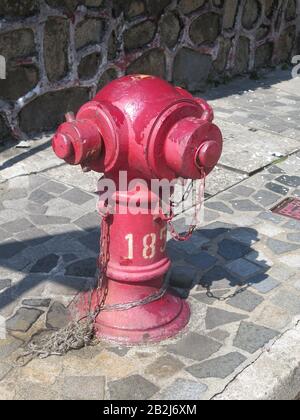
(167, 167), (206, 242)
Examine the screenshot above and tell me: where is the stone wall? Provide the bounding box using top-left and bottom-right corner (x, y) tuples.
(0, 0), (299, 143)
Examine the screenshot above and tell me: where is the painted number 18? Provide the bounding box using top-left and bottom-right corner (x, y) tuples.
(125, 227), (167, 260)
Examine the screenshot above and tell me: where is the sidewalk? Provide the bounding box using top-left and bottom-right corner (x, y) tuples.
(0, 69), (300, 400)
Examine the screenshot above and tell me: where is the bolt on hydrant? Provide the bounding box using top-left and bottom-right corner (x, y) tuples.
(52, 75), (223, 345)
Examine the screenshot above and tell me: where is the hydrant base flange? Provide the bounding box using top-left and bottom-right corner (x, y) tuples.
(94, 297), (190, 345)
(74, 280), (190, 345)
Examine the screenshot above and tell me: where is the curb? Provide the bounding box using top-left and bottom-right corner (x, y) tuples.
(213, 318), (300, 400)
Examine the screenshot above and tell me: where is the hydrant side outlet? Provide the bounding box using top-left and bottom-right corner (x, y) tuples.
(52, 75), (223, 345)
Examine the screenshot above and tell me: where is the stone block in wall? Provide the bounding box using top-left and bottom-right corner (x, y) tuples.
(265, 0), (279, 18)
(46, 0), (103, 12)
(173, 47), (212, 91)
(234, 36), (250, 74)
(256, 24), (271, 41)
(0, 114), (11, 144)
(19, 88), (90, 134)
(0, 0), (39, 19)
(0, 65), (39, 102)
(113, 0), (146, 19)
(145, 0), (172, 17)
(75, 18), (105, 50)
(276, 25), (296, 63)
(0, 29), (35, 62)
(160, 12), (181, 48)
(44, 17), (70, 82)
(190, 13), (221, 45)
(108, 31), (118, 60)
(223, 0), (240, 30)
(124, 20), (157, 51)
(255, 42), (274, 68)
(178, 0), (206, 15)
(97, 68), (118, 90)
(214, 37), (231, 73)
(126, 49), (166, 78)
(242, 0), (262, 30)
(78, 52), (102, 80)
(286, 0), (297, 21)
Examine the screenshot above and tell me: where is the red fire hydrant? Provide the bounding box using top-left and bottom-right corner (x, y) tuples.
(52, 75), (222, 345)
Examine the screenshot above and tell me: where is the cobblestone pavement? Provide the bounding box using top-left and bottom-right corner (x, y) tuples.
(0, 70), (300, 400)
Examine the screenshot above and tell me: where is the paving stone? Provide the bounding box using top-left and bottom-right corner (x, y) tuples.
(267, 165), (285, 174)
(218, 239), (251, 260)
(228, 227), (259, 245)
(0, 336), (23, 360)
(0, 362), (12, 381)
(170, 232), (209, 255)
(230, 185), (255, 197)
(16, 227), (50, 247)
(205, 201), (234, 214)
(287, 233), (300, 243)
(199, 265), (243, 290)
(77, 230), (100, 253)
(201, 222), (236, 239)
(65, 258), (97, 278)
(271, 289), (300, 315)
(22, 298), (51, 308)
(42, 180), (68, 195)
(61, 188), (94, 205)
(62, 253), (78, 263)
(0, 279), (11, 292)
(252, 190), (280, 207)
(186, 352), (246, 379)
(156, 378), (207, 400)
(258, 211), (284, 224)
(74, 212), (100, 230)
(46, 302), (70, 330)
(63, 376), (105, 400)
(109, 375), (159, 400)
(145, 355), (185, 379)
(207, 329), (230, 342)
(225, 258), (262, 279)
(230, 199), (263, 212)
(170, 265), (198, 289)
(283, 219), (300, 230)
(30, 254), (60, 273)
(184, 252), (217, 271)
(6, 307), (44, 332)
(168, 332), (222, 361)
(233, 321), (279, 354)
(227, 290), (264, 312)
(29, 189), (55, 205)
(1, 218), (34, 234)
(249, 274), (280, 294)
(205, 307), (248, 330)
(30, 215), (70, 225)
(266, 238), (300, 255)
(193, 290), (228, 305)
(275, 175), (300, 188)
(265, 182), (289, 196)
(0, 228), (10, 242)
(0, 240), (26, 259)
(26, 202), (48, 215)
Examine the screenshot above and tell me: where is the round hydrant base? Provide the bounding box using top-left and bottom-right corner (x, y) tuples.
(73, 285), (190, 346)
(94, 294), (190, 346)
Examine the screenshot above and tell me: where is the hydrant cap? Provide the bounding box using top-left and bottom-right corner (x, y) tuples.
(196, 140), (222, 169)
(52, 133), (74, 160)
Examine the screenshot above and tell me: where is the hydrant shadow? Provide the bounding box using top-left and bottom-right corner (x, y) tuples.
(167, 223), (270, 303)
